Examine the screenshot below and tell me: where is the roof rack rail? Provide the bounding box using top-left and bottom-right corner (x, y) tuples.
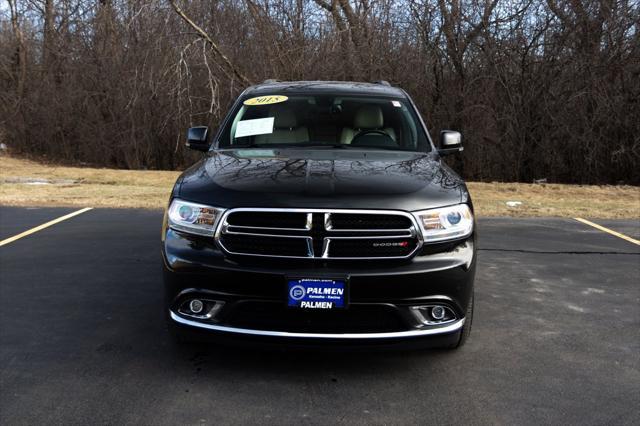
(372, 80), (391, 86)
(262, 79), (280, 84)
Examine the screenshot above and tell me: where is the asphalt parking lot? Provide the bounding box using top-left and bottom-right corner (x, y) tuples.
(0, 206), (638, 425)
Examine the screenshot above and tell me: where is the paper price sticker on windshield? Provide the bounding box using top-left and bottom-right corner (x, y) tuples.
(243, 95), (288, 106)
(235, 117), (274, 138)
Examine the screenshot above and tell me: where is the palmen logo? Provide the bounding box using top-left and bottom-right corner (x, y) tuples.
(289, 285), (306, 301)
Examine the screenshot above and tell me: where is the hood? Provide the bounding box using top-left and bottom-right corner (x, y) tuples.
(176, 149), (468, 211)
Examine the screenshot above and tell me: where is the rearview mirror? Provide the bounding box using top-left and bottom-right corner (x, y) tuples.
(186, 126), (210, 152)
(438, 130), (463, 156)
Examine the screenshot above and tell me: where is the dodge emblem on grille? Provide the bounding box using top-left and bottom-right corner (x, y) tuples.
(372, 241), (409, 247)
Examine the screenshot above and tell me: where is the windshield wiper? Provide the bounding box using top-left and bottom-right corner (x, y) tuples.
(235, 143), (348, 149)
(231, 143), (410, 151)
(341, 144), (406, 151)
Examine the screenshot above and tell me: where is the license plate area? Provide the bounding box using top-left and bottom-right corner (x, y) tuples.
(287, 278), (348, 310)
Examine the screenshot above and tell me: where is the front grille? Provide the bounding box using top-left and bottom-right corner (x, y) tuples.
(217, 209), (421, 259)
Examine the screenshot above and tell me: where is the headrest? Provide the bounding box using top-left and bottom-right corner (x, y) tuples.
(354, 105), (383, 129)
(269, 105), (297, 129)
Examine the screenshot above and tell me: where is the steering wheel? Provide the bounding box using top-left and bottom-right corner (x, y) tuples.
(351, 129), (390, 144)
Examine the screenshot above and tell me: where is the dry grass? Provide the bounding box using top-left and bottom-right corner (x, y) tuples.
(467, 182), (639, 219)
(1, 155), (639, 218)
(0, 156), (179, 209)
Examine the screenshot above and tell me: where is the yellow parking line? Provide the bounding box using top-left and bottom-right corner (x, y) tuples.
(0, 207), (93, 247)
(574, 217), (640, 246)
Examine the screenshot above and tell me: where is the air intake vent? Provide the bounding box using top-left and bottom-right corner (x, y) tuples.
(327, 213), (412, 230)
(226, 211), (310, 230)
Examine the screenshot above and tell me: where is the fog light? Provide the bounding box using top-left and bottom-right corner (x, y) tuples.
(410, 304), (456, 325)
(189, 299), (204, 314)
(431, 306), (446, 320)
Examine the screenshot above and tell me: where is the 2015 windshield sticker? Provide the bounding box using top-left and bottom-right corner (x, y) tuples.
(392, 100), (402, 107)
(243, 95), (288, 106)
(235, 117), (274, 138)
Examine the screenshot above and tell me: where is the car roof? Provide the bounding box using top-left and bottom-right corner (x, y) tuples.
(242, 80), (407, 98)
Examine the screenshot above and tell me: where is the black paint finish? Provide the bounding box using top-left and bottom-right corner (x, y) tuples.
(163, 146), (476, 343)
(175, 149), (469, 211)
(164, 82), (475, 343)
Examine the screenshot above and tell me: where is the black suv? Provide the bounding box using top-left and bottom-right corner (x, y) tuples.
(162, 81), (476, 349)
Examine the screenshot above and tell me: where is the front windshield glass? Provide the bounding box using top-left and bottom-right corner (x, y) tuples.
(217, 94), (431, 152)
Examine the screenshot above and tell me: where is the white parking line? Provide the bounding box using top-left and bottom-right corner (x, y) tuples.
(0, 207), (93, 247)
(574, 217), (640, 246)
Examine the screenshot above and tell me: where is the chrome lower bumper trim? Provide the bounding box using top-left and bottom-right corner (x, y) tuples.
(169, 311), (464, 339)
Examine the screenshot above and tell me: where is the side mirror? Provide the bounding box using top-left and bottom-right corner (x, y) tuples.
(186, 126), (210, 152)
(438, 130), (463, 156)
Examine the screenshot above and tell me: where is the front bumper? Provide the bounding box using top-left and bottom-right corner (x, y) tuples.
(170, 310), (465, 339)
(163, 228), (476, 343)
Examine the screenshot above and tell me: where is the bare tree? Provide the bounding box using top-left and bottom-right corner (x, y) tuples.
(0, 0), (637, 183)
(6, 0), (26, 101)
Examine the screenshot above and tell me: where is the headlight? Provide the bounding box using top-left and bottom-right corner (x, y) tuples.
(412, 204), (473, 242)
(167, 199), (224, 236)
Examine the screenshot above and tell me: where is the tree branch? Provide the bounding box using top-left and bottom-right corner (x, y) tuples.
(168, 0), (252, 86)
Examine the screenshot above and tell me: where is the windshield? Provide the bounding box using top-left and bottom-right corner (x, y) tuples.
(217, 94), (431, 152)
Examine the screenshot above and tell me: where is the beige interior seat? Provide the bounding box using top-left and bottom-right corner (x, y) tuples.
(340, 105), (396, 145)
(254, 105), (309, 144)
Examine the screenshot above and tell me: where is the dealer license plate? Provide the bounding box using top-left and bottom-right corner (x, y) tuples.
(287, 278), (347, 309)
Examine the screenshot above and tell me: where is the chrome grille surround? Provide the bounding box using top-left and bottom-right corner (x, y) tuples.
(215, 208), (423, 259)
